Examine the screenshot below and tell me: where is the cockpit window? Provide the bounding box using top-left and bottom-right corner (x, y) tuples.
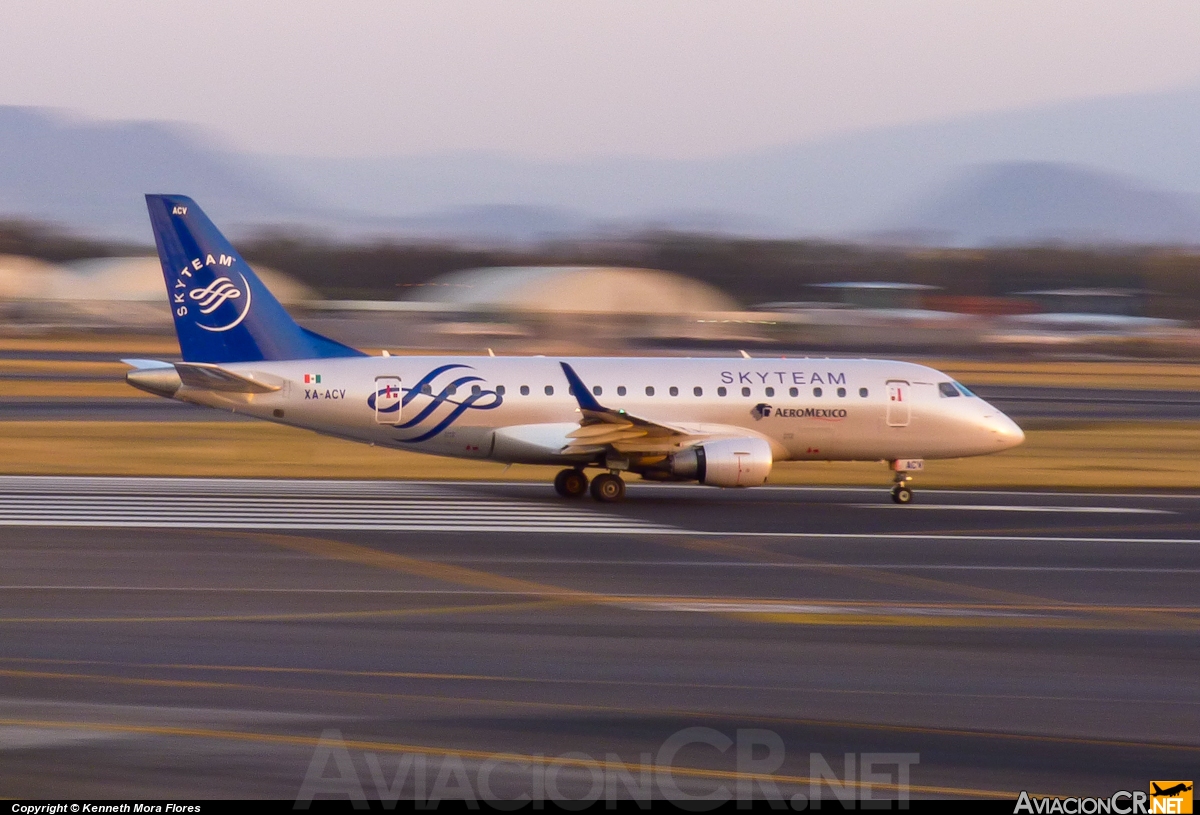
(938, 382), (960, 398)
(954, 382), (976, 397)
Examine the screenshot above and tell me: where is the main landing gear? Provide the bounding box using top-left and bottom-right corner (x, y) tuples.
(553, 468), (626, 502)
(589, 472), (626, 503)
(553, 468), (589, 498)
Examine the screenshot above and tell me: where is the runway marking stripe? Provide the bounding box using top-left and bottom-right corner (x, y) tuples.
(8, 655), (1200, 715)
(0, 589), (1196, 615)
(0, 484), (672, 534)
(850, 504), (1173, 514)
(0, 599), (560, 625)
(0, 718), (1035, 798)
(3, 515), (1199, 541)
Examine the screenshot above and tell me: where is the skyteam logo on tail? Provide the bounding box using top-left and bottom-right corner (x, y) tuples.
(366, 364), (503, 443)
(172, 254), (252, 333)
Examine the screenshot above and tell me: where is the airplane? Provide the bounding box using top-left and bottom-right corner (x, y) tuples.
(1152, 783), (1193, 797)
(124, 195), (1025, 504)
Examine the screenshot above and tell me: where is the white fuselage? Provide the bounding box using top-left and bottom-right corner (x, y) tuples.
(169, 356), (1024, 467)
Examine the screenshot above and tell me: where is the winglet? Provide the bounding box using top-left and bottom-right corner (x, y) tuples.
(559, 362), (606, 412)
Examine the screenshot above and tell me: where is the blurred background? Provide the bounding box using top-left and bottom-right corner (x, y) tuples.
(3, 1), (1200, 483)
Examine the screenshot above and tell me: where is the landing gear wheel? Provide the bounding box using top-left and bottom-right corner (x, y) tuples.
(590, 472), (626, 503)
(554, 469), (589, 498)
(891, 485), (913, 504)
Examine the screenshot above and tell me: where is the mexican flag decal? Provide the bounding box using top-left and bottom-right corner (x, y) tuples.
(303, 373), (322, 384)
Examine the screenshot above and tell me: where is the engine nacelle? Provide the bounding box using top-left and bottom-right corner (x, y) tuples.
(668, 437), (773, 488)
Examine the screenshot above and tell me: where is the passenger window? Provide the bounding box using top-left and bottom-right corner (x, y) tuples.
(741, 386), (751, 397)
(496, 385), (505, 396)
(520, 385), (529, 396)
(471, 385), (481, 395)
(938, 382), (960, 398)
(693, 386), (703, 396)
(859, 387), (868, 397)
(646, 386), (655, 396)
(545, 385), (554, 396)
(446, 385), (457, 396)
(593, 385), (602, 396)
(789, 387), (798, 397)
(669, 386), (679, 396)
(617, 385), (627, 396)
(813, 387), (823, 397)
(765, 386), (775, 397)
(421, 383), (433, 395)
(718, 386), (727, 397)
(837, 387), (846, 397)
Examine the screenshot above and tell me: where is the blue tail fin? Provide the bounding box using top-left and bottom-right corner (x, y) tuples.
(146, 194), (364, 363)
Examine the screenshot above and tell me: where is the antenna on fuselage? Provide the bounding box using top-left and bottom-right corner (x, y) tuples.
(739, 350), (751, 359)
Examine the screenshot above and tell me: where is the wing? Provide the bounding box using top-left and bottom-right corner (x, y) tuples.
(558, 362), (696, 456)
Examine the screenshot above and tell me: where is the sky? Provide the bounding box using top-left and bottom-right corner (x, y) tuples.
(2, 1), (1200, 160)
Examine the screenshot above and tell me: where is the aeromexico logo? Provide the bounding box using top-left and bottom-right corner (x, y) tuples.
(753, 402), (847, 421)
(172, 254), (252, 333)
(367, 364), (503, 443)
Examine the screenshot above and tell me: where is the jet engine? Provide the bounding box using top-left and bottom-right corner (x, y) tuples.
(667, 437), (773, 487)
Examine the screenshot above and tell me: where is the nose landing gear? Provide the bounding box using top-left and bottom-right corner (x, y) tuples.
(889, 459), (923, 504)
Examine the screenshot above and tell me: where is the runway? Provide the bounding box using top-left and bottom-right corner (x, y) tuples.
(0, 477), (1197, 801)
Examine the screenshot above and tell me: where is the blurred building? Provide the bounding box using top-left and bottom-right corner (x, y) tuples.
(407, 265), (739, 314)
(1015, 287), (1144, 317)
(0, 255), (313, 330)
(314, 266), (761, 351)
(806, 281), (940, 311)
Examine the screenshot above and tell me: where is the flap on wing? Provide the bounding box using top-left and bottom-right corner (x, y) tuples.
(558, 361), (695, 454)
(174, 362), (283, 393)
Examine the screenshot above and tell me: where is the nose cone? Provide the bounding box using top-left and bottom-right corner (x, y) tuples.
(984, 408), (1025, 450)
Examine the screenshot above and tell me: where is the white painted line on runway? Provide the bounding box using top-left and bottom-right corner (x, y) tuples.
(630, 600), (1035, 617)
(699, 531), (1200, 544)
(624, 483), (1200, 500)
(849, 504), (1173, 514)
(4, 475), (1198, 502)
(0, 481), (674, 534)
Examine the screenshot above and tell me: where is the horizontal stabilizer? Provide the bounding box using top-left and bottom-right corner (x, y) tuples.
(174, 362), (282, 393)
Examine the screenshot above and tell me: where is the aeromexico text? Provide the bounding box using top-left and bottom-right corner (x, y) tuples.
(720, 370), (848, 386)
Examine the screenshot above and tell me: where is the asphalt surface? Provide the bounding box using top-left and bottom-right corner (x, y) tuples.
(0, 476), (1197, 802)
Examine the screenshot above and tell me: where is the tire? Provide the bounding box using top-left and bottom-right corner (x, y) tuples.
(554, 469), (588, 498)
(590, 473), (626, 503)
(891, 486), (913, 504)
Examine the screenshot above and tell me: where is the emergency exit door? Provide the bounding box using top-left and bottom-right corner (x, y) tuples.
(886, 380), (910, 427)
(374, 376), (402, 424)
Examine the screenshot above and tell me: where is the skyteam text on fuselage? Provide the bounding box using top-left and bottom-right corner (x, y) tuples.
(126, 195), (1025, 503)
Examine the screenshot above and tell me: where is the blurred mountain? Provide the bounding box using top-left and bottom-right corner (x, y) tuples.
(885, 162), (1200, 246)
(265, 81), (1200, 241)
(0, 106), (316, 240)
(6, 80), (1200, 245)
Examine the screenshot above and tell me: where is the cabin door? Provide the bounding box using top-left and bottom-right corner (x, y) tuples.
(374, 376), (403, 424)
(886, 380), (910, 427)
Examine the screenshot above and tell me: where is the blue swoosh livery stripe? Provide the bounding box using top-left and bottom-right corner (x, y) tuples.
(368, 364), (505, 443)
